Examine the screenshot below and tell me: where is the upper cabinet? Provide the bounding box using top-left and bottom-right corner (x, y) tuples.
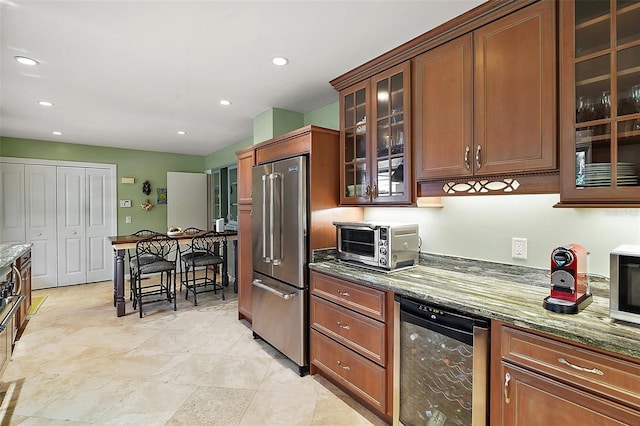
(338, 62), (412, 205)
(414, 0), (557, 195)
(560, 0), (640, 205)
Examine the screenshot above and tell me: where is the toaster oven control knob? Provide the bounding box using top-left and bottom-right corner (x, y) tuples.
(380, 246), (387, 256)
(380, 257), (387, 266)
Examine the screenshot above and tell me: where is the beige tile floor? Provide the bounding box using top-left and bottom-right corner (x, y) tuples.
(0, 279), (387, 425)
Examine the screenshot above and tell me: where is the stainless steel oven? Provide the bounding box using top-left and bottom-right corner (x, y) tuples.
(394, 295), (489, 426)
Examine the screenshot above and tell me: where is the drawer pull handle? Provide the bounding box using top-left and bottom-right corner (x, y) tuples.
(557, 357), (604, 376)
(464, 146), (471, 170)
(337, 360), (351, 371)
(337, 322), (351, 330)
(504, 372), (511, 404)
(475, 144), (482, 170)
(336, 289), (350, 297)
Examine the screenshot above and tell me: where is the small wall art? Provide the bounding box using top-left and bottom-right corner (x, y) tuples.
(157, 187), (167, 204)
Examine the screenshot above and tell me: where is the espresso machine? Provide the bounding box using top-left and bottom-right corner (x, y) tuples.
(543, 243), (593, 313)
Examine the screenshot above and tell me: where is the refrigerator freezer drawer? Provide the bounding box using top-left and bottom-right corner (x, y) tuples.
(252, 273), (307, 369)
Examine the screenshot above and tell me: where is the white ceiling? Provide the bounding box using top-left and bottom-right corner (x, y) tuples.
(1, 0), (485, 156)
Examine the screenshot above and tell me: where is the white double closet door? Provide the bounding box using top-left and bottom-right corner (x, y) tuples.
(1, 160), (115, 289)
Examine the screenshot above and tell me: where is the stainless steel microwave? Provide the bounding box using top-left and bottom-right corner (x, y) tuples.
(333, 221), (419, 270)
(610, 244), (640, 325)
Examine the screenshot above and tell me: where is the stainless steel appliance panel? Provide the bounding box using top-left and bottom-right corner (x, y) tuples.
(252, 272), (306, 366)
(252, 156), (306, 288)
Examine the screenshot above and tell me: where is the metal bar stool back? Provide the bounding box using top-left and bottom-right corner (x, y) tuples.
(131, 234), (179, 317)
(127, 229), (160, 300)
(180, 231), (226, 305)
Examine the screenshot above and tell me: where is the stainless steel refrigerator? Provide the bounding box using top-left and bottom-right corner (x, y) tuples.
(252, 155), (308, 375)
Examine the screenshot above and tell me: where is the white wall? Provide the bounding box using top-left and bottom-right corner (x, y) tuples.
(365, 194), (640, 278)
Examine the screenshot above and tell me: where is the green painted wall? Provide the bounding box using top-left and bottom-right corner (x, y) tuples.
(0, 137), (204, 235)
(205, 137), (252, 171)
(273, 108), (304, 138)
(253, 108), (304, 144)
(304, 101), (339, 130)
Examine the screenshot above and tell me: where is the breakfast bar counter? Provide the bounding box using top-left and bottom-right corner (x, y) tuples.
(309, 253), (640, 361)
(109, 231), (237, 317)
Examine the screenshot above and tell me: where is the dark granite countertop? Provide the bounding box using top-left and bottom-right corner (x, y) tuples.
(0, 243), (32, 277)
(309, 253), (640, 361)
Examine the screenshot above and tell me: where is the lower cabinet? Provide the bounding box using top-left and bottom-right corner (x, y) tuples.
(14, 249), (31, 337)
(237, 204), (252, 322)
(491, 321), (640, 425)
(309, 270), (393, 422)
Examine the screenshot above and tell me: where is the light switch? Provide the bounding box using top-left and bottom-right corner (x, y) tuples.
(119, 199), (132, 208)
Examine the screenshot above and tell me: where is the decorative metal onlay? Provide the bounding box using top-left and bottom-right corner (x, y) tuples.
(442, 178), (521, 194)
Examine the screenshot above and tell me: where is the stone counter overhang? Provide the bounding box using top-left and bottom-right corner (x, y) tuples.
(0, 243), (32, 278)
(308, 253), (640, 361)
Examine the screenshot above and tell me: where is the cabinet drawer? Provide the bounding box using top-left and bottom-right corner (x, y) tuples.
(310, 328), (386, 411)
(310, 271), (385, 321)
(502, 326), (640, 410)
(310, 295), (386, 365)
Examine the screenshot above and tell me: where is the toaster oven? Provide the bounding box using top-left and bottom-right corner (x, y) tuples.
(610, 244), (640, 325)
(333, 221), (419, 270)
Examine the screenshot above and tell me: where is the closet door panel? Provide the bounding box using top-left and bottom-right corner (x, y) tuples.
(0, 163), (25, 244)
(25, 165), (58, 289)
(57, 167), (87, 286)
(86, 168), (114, 283)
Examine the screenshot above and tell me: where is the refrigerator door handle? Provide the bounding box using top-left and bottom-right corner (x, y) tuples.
(261, 174), (270, 263)
(252, 279), (297, 300)
(271, 172), (282, 265)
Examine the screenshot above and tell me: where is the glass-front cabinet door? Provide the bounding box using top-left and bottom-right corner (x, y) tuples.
(341, 79), (370, 203)
(561, 0), (640, 204)
(340, 61), (411, 205)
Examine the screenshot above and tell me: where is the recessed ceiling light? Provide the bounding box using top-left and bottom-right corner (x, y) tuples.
(38, 101), (53, 107)
(52, 131), (62, 136)
(219, 100), (231, 106)
(272, 56), (289, 66)
(177, 130), (186, 135)
(15, 56), (39, 66)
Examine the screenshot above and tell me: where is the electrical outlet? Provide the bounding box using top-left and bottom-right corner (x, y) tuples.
(512, 237), (527, 260)
(125, 216), (131, 224)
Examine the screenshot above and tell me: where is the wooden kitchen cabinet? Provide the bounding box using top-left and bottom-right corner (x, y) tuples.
(237, 203), (253, 322)
(14, 249), (31, 337)
(559, 0), (640, 205)
(309, 270), (394, 423)
(491, 321), (640, 425)
(236, 149), (255, 205)
(236, 146), (255, 322)
(414, 0), (557, 195)
(337, 61), (412, 205)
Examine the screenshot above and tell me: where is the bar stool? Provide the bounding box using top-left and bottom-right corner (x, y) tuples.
(131, 234), (179, 317)
(127, 229), (160, 300)
(180, 231), (226, 305)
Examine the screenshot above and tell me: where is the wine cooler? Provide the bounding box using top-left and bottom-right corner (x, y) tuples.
(394, 295), (490, 426)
